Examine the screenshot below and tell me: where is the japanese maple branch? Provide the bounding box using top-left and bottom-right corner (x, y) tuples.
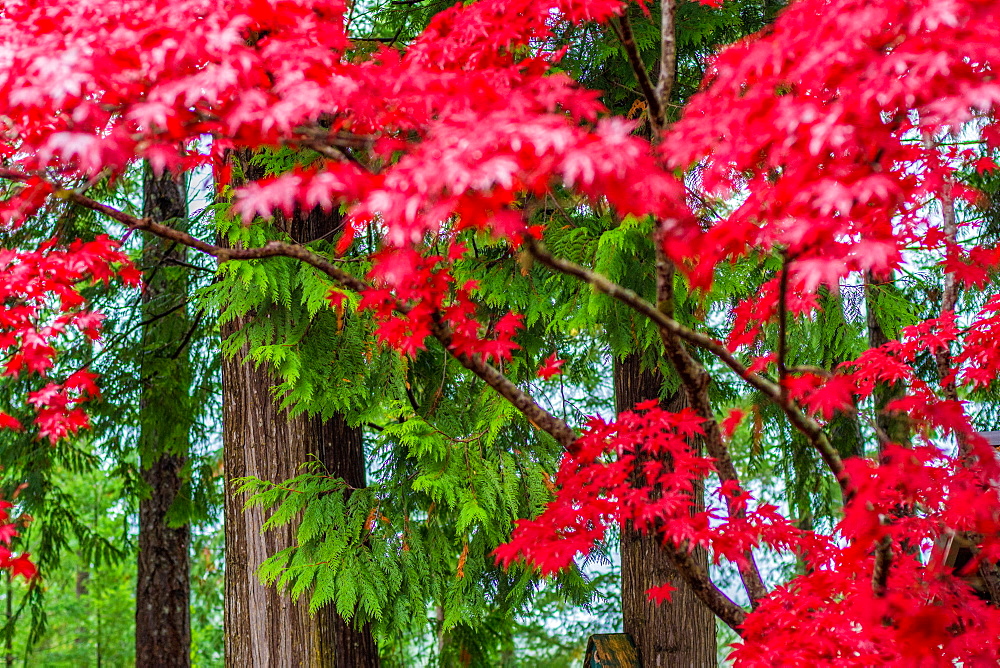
(42, 184), (749, 630)
(428, 321), (577, 448)
(919, 133), (1000, 598)
(639, 11), (772, 606)
(61, 191), (371, 294)
(651, 230), (769, 608)
(524, 236), (847, 495)
(525, 233), (769, 604)
(56, 185), (580, 450)
(40, 180), (576, 452)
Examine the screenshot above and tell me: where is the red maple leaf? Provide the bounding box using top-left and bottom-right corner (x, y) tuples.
(646, 581), (677, 604)
(537, 353), (566, 380)
(8, 554), (35, 581)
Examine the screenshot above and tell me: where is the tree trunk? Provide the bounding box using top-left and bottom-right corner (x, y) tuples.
(221, 173), (379, 666)
(222, 371), (379, 666)
(614, 354), (715, 668)
(136, 167), (192, 667)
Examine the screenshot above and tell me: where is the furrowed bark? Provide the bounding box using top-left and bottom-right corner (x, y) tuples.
(615, 356), (715, 667)
(222, 369), (378, 667)
(872, 534), (892, 597)
(136, 166), (192, 667)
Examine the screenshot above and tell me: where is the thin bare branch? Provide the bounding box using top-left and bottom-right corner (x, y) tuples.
(667, 540), (748, 632)
(777, 253), (790, 398)
(429, 320), (577, 448)
(611, 14), (665, 131)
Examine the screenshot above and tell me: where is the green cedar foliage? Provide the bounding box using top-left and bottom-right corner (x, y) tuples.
(210, 140), (617, 662)
(210, 213), (602, 663)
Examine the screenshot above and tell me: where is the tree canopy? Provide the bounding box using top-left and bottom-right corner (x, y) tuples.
(2, 0), (1000, 664)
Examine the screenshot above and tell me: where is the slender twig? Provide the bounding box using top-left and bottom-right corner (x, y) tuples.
(667, 539), (747, 631)
(777, 252), (790, 400)
(429, 319), (576, 448)
(160, 257), (215, 273)
(922, 131), (961, 406)
(170, 309), (204, 360)
(655, 0), (678, 119)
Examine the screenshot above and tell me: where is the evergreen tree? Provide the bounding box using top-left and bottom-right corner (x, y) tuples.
(136, 165), (193, 666)
(218, 153), (380, 666)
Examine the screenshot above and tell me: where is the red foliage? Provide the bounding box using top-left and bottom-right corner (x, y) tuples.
(0, 502), (34, 582)
(537, 353), (567, 380)
(0, 0), (999, 660)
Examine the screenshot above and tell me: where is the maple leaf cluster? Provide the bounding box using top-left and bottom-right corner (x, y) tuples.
(0, 236), (138, 442)
(500, 401), (1000, 664)
(0, 501), (34, 582)
(0, 0), (999, 662)
(0, 499), (38, 580)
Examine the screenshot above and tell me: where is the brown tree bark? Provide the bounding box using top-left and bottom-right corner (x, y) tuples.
(614, 354), (716, 668)
(221, 171), (379, 666)
(222, 369), (379, 667)
(136, 167), (192, 667)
